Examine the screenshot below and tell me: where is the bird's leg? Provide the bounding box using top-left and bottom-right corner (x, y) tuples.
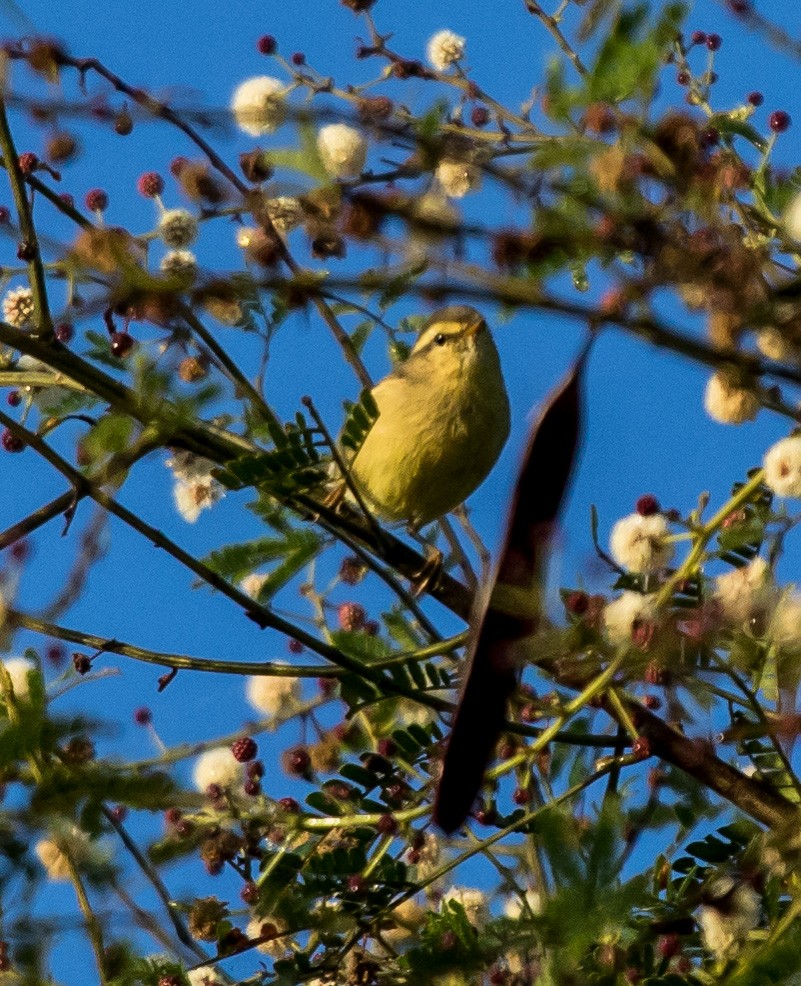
(406, 524), (444, 597)
(322, 480), (347, 512)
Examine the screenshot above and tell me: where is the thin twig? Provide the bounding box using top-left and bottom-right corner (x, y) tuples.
(0, 96), (53, 338)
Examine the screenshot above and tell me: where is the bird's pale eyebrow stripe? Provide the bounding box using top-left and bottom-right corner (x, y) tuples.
(413, 321), (465, 352)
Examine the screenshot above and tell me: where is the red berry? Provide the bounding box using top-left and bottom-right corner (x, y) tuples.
(257, 35), (277, 55)
(769, 110), (791, 133)
(690, 30), (706, 44)
(512, 786), (531, 805)
(657, 934), (680, 958)
(1, 429), (23, 453)
(243, 778), (260, 796)
(729, 0), (751, 13)
(169, 156), (189, 177)
(58, 194), (74, 209)
(6, 391), (20, 407)
(337, 601), (366, 632)
(282, 746), (311, 777)
(631, 736), (652, 760)
(291, 51), (305, 66)
(110, 331), (135, 358)
(643, 695), (662, 710)
(133, 706), (152, 726)
(377, 813), (397, 834)
(84, 188), (108, 212)
(136, 171), (164, 198)
(347, 874), (366, 893)
(45, 643), (65, 666)
(701, 126), (720, 148)
(566, 590), (589, 615)
(247, 759), (264, 779)
(231, 736), (258, 762)
(747, 90), (764, 106)
(55, 322), (73, 343)
(277, 796), (300, 813)
(0, 206), (9, 223)
(377, 737), (396, 758)
(110, 804), (127, 822)
(72, 653), (91, 674)
(705, 33), (722, 50)
(471, 105), (490, 127)
(635, 494), (660, 516)
(676, 70), (690, 85)
(241, 881), (259, 904)
(288, 638), (304, 654)
(10, 539), (29, 561)
(18, 152), (38, 174)
(164, 807), (182, 825)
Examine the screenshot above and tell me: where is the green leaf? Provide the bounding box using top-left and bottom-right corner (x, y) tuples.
(203, 529), (321, 589)
(341, 388), (380, 453)
(82, 413), (135, 460)
(710, 113), (769, 152)
(587, 3), (686, 104)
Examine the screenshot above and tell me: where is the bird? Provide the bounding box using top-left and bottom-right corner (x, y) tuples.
(346, 305), (510, 531)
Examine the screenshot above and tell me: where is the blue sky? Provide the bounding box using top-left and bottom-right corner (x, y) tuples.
(1, 0), (801, 981)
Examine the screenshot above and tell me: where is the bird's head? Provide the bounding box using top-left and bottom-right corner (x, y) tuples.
(409, 305), (492, 376)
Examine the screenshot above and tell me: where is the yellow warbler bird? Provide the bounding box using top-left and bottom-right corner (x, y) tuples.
(348, 305), (510, 528)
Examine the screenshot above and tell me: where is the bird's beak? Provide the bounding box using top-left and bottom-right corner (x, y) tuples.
(465, 317), (485, 338)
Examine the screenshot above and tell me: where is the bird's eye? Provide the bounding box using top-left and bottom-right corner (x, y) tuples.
(434, 333), (447, 346)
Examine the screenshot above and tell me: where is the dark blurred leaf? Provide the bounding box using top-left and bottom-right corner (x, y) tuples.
(435, 349), (588, 833)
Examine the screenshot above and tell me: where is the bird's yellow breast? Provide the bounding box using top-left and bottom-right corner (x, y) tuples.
(350, 333), (510, 526)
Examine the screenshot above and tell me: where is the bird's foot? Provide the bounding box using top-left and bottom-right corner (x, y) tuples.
(410, 545), (444, 597)
(322, 481), (346, 513)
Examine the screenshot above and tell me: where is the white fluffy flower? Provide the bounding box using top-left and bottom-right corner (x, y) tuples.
(186, 967), (224, 986)
(246, 666), (302, 716)
(2, 286), (34, 329)
(764, 435), (801, 498)
(158, 208), (198, 248)
(236, 226), (259, 250)
(770, 589), (801, 652)
(35, 825), (93, 881)
(240, 572), (269, 599)
(160, 249), (197, 277)
(317, 124), (367, 179)
(265, 196), (304, 234)
(192, 747), (244, 793)
(426, 29), (466, 71)
(411, 192), (460, 236)
(756, 326), (798, 362)
(246, 915), (289, 958)
(603, 591), (657, 646)
(232, 76), (287, 136)
(503, 888), (543, 920)
(704, 372), (759, 425)
(697, 878), (760, 960)
(436, 158), (481, 199)
(784, 189), (801, 242)
(380, 897), (427, 948)
(713, 557), (774, 625)
(1, 656), (36, 701)
(166, 451), (224, 523)
(441, 886), (488, 928)
(406, 831), (441, 882)
(609, 512), (673, 573)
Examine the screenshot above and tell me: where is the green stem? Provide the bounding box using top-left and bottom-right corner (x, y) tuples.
(655, 470), (767, 608)
(0, 98), (53, 338)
